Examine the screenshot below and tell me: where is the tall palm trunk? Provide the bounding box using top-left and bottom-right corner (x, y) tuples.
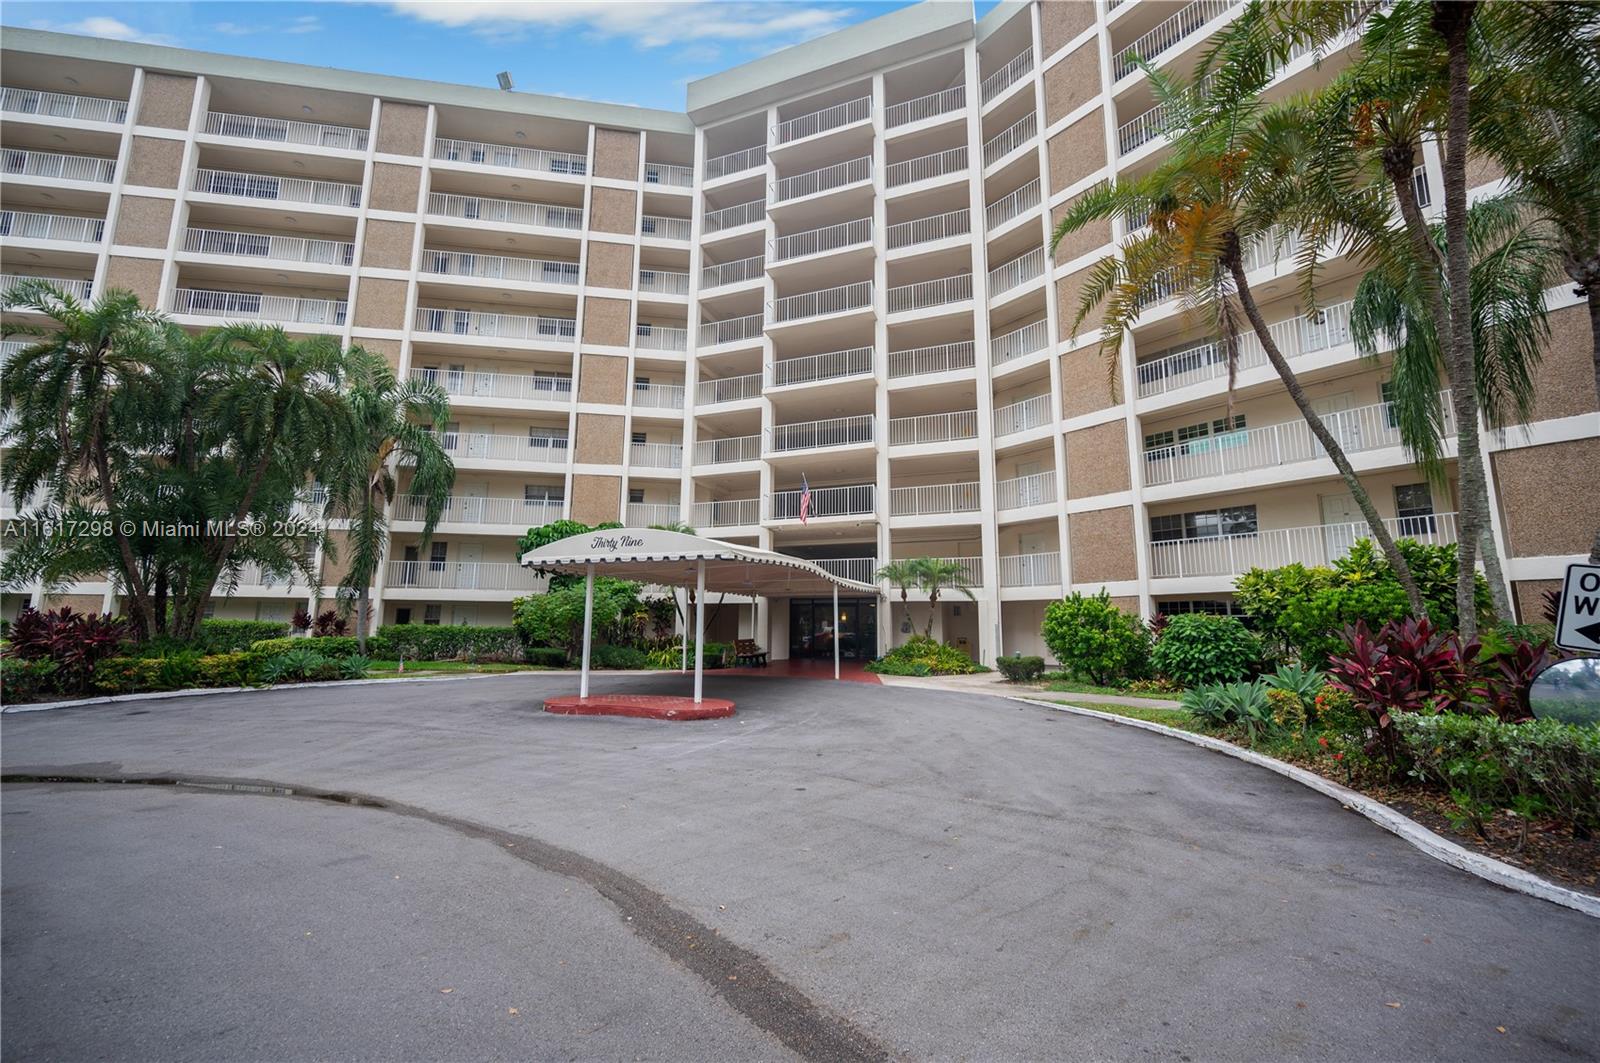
(1228, 254), (1429, 617)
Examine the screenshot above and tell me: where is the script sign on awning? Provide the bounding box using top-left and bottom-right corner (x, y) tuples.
(1554, 562), (1600, 654)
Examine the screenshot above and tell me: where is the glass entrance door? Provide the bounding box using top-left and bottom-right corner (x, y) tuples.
(789, 598), (877, 659)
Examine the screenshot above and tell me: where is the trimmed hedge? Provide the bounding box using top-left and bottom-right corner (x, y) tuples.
(591, 644), (649, 669)
(996, 655), (1046, 683)
(525, 647), (568, 668)
(375, 624), (523, 662)
(92, 651), (267, 695)
(194, 620), (289, 654)
(250, 636), (366, 659)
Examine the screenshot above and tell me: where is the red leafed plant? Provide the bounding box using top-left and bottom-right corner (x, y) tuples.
(291, 606), (313, 633)
(4, 606), (128, 692)
(1325, 617), (1478, 763)
(1470, 639), (1558, 723)
(1541, 588), (1561, 625)
(312, 609), (348, 637)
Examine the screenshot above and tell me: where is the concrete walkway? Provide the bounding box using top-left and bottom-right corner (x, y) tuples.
(876, 668), (1184, 708)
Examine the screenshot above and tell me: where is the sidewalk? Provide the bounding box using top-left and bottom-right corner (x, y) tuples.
(874, 670), (1183, 709)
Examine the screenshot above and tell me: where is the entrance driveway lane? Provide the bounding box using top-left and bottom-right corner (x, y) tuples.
(5, 672), (1598, 1062)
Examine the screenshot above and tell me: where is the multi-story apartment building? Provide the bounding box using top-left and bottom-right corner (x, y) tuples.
(3, 2), (1596, 664)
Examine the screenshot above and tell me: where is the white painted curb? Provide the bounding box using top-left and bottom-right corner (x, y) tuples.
(1014, 695), (1600, 919)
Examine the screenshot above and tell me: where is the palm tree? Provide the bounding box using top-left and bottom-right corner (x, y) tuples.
(1048, 34), (1429, 615)
(875, 559), (922, 637)
(322, 350), (454, 654)
(914, 557), (977, 638)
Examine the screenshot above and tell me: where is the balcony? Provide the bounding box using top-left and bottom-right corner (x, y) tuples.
(639, 268), (691, 296)
(770, 483), (875, 520)
(986, 178), (1042, 231)
(773, 156), (870, 203)
(1114, 0), (1244, 80)
(772, 345), (872, 387)
(435, 430), (567, 465)
(999, 551), (1061, 587)
(427, 192), (582, 231)
(1135, 298), (1356, 398)
(699, 312), (763, 348)
(630, 441), (684, 469)
(701, 255), (763, 289)
(704, 144), (766, 181)
(1119, 95), (1183, 156)
(890, 481), (982, 518)
(886, 85), (966, 128)
(887, 340), (976, 379)
(993, 393), (1053, 436)
(3, 149), (116, 184)
(703, 198), (766, 234)
(414, 307), (576, 343)
(184, 227), (355, 266)
(695, 434), (761, 464)
(988, 247), (1046, 296)
(410, 366), (573, 404)
(887, 272), (972, 315)
(981, 49), (1035, 105)
(0, 210), (104, 245)
(194, 167), (362, 208)
(774, 95), (871, 145)
(991, 320), (1050, 367)
(770, 414), (874, 454)
(386, 559), (545, 592)
(1, 88), (128, 125)
(887, 208), (971, 251)
(983, 112), (1037, 167)
(641, 215), (691, 241)
(432, 137), (587, 176)
(1144, 392), (1455, 487)
(771, 218), (871, 262)
(1150, 512), (1459, 579)
(814, 557), (877, 584)
(203, 110), (367, 151)
(635, 323), (688, 351)
(634, 381), (685, 410)
(771, 280), (872, 323)
(1, 273), (92, 302)
(996, 472), (1057, 510)
(693, 497), (760, 528)
(644, 162), (693, 188)
(175, 288), (346, 326)
(0, 338), (27, 363)
(628, 500), (682, 525)
(393, 494), (564, 529)
(696, 372), (762, 405)
(887, 146), (967, 188)
(888, 409), (978, 447)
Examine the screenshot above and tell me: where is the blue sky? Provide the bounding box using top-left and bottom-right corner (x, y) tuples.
(4, 1), (1003, 112)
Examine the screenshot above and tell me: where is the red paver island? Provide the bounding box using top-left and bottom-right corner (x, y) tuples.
(542, 694), (736, 720)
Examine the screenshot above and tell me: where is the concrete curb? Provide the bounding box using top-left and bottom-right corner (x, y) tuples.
(0, 670), (528, 714)
(1013, 695), (1600, 919)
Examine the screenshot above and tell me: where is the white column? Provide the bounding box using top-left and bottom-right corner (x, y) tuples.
(579, 563), (595, 699)
(680, 587), (689, 672)
(833, 582), (840, 680)
(694, 560), (706, 703)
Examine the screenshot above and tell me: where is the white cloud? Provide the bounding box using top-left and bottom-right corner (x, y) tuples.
(213, 15), (322, 37)
(286, 15), (323, 34)
(383, 1), (854, 50)
(33, 15), (175, 45)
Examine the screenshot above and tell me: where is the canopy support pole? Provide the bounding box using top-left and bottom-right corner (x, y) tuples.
(694, 560), (706, 704)
(680, 589), (688, 673)
(580, 563), (594, 700)
(833, 582), (840, 681)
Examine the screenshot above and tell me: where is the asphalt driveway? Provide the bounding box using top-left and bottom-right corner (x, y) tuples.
(3, 672), (1597, 1061)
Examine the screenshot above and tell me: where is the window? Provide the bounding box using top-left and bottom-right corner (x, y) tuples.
(641, 216), (658, 235)
(202, 600), (217, 620)
(1149, 505), (1258, 543)
(1157, 599), (1245, 617)
(524, 484), (563, 505)
(429, 541), (448, 571)
(631, 431), (647, 445)
(1144, 429), (1175, 454)
(395, 607), (413, 625)
(423, 604), (442, 626)
(529, 428), (567, 451)
(644, 165), (662, 184)
(629, 488), (645, 504)
(1381, 380), (1400, 429)
(1394, 483), (1437, 536)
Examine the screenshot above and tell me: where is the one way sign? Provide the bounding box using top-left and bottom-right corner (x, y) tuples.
(1555, 562), (1600, 653)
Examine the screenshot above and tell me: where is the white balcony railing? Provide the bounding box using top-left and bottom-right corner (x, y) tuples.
(890, 481), (982, 517)
(205, 110), (367, 150)
(986, 178), (1042, 231)
(771, 280), (873, 323)
(991, 320), (1050, 367)
(193, 167), (363, 208)
(887, 273), (972, 314)
(630, 441), (684, 469)
(394, 494), (564, 528)
(815, 557), (877, 584)
(1238, 226), (1306, 276)
(421, 249), (579, 286)
(999, 551), (1061, 587)
(627, 501), (683, 525)
(695, 434), (762, 465)
(432, 137), (587, 176)
(412, 367), (573, 403)
(693, 497), (761, 527)
(1, 274), (93, 302)
(887, 145), (967, 188)
(1144, 391), (1456, 486)
(705, 144), (767, 180)
(774, 155), (871, 202)
(175, 288), (346, 325)
(426, 192), (582, 230)
(774, 95), (871, 144)
(185, 227), (355, 266)
(982, 112), (1038, 167)
(1119, 96), (1182, 155)
(644, 162), (693, 188)
(386, 560), (546, 592)
(1115, 0), (1244, 80)
(886, 84), (967, 128)
(641, 215), (691, 241)
(1, 88), (128, 125)
(634, 382), (685, 410)
(700, 255), (763, 289)
(2, 149), (116, 183)
(0, 338), (29, 364)
(1135, 297), (1357, 398)
(887, 209), (971, 250)
(770, 483), (875, 520)
(770, 414), (874, 453)
(888, 410), (978, 447)
(988, 246), (1046, 295)
(703, 198), (766, 234)
(993, 393), (1053, 435)
(699, 312), (764, 347)
(415, 306), (576, 342)
(981, 49), (1035, 104)
(638, 269), (691, 295)
(772, 345), (872, 387)
(996, 472), (1057, 510)
(1150, 512), (1460, 579)
(0, 211), (104, 244)
(634, 324), (689, 351)
(696, 372), (763, 404)
(772, 217), (871, 262)
(887, 340), (977, 379)
(434, 430), (568, 464)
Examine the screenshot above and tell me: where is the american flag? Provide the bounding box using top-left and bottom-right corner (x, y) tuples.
(799, 474), (811, 525)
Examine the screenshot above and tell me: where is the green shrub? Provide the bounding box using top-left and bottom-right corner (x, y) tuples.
(1149, 614), (1260, 687)
(512, 580), (639, 659)
(151, 652), (203, 691)
(0, 657), (61, 701)
(196, 652), (259, 688)
(865, 635), (983, 676)
(338, 655), (371, 681)
(92, 656), (166, 695)
(1041, 590), (1149, 685)
(249, 635), (364, 659)
(194, 620), (289, 654)
(996, 655), (1046, 683)
(591, 644), (649, 669)
(378, 624), (523, 662)
(1182, 679), (1273, 743)
(525, 647), (568, 667)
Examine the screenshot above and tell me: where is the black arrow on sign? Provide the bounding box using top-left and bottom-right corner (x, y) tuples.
(1577, 619), (1600, 646)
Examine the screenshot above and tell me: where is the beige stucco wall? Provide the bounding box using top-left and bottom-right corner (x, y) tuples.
(1047, 112), (1105, 194)
(371, 163), (421, 212)
(589, 187), (637, 235)
(113, 196), (173, 248)
(1040, 0), (1095, 56)
(581, 296), (632, 346)
(572, 474), (622, 525)
(376, 101), (427, 156)
(578, 353), (628, 404)
(1492, 438), (1600, 557)
(361, 219), (416, 270)
(1512, 579), (1560, 625)
(1059, 345), (1119, 417)
(103, 255), (163, 304)
(1050, 190), (1112, 264)
(593, 129), (641, 181)
(125, 136), (184, 188)
(585, 240), (634, 290)
(1526, 305), (1600, 423)
(358, 337), (403, 370)
(137, 73), (195, 130)
(352, 278), (410, 329)
(1065, 420), (1130, 497)
(1466, 152), (1505, 188)
(42, 594), (107, 614)
(1055, 265), (1104, 346)
(575, 413), (625, 464)
(1043, 42), (1100, 126)
(1069, 506), (1139, 584)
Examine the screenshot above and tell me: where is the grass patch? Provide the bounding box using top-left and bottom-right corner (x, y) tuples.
(1051, 699), (1200, 731)
(363, 660), (549, 677)
(1041, 678), (1183, 701)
